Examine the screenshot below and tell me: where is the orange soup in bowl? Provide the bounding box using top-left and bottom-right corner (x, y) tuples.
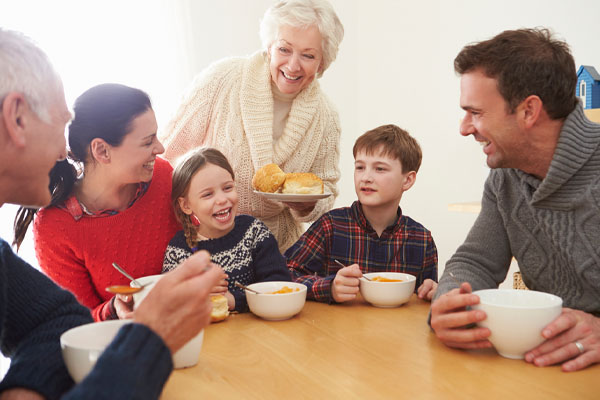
(371, 276), (403, 282)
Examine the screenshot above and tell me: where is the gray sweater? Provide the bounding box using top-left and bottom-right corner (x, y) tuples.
(436, 105), (600, 316)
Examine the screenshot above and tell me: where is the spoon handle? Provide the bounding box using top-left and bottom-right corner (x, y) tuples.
(234, 281), (261, 294)
(112, 262), (143, 287)
(334, 259), (371, 281)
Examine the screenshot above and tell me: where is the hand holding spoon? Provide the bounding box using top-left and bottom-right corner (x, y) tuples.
(334, 259), (371, 281)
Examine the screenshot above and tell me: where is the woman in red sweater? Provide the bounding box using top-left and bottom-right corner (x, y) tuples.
(15, 83), (180, 321)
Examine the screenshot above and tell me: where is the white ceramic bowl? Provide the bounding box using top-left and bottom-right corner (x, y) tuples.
(61, 319), (130, 383)
(472, 289), (562, 359)
(245, 281), (307, 321)
(359, 272), (416, 308)
(132, 274), (205, 368)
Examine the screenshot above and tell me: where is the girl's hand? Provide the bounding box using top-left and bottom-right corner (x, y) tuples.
(210, 271), (229, 296)
(115, 294), (134, 319)
(225, 291), (235, 310)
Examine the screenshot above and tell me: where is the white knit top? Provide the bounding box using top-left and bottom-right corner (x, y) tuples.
(160, 51), (341, 251)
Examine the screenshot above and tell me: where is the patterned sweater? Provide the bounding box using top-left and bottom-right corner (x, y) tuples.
(436, 105), (600, 316)
(33, 157), (180, 321)
(0, 239), (172, 400)
(160, 51), (341, 252)
(162, 215), (291, 312)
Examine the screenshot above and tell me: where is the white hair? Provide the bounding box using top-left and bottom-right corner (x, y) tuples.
(259, 0), (344, 78)
(0, 28), (61, 122)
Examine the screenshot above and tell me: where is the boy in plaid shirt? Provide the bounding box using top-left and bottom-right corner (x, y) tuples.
(285, 124), (438, 303)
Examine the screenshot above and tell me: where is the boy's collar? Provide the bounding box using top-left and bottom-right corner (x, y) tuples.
(352, 201), (403, 235)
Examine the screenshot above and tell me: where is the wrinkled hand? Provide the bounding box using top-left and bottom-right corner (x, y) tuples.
(210, 272), (230, 296)
(430, 282), (492, 349)
(331, 264), (362, 303)
(114, 294), (134, 319)
(133, 250), (223, 354)
(0, 388), (44, 400)
(282, 201), (317, 214)
(417, 279), (438, 301)
(525, 308), (600, 372)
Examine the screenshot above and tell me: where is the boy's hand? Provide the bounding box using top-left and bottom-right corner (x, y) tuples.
(417, 279), (438, 301)
(332, 264), (362, 303)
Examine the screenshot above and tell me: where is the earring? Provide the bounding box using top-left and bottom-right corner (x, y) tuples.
(190, 214), (201, 226)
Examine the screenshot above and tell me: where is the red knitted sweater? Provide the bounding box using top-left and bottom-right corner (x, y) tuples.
(33, 157), (180, 321)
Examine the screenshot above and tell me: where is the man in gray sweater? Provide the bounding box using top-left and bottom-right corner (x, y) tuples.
(430, 28), (600, 372)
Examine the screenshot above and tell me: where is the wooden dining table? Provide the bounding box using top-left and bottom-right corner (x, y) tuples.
(162, 295), (599, 399)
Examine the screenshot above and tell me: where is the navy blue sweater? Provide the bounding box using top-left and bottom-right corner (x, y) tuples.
(0, 238), (173, 399)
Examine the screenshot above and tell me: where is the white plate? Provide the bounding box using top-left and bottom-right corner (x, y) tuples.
(253, 191), (332, 202)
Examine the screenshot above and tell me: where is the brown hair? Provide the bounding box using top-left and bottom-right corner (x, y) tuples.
(171, 147), (235, 248)
(454, 28), (577, 119)
(352, 124), (422, 173)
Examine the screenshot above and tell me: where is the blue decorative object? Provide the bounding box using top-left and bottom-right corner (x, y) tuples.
(576, 65), (600, 109)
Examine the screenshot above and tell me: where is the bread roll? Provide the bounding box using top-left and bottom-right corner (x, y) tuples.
(252, 163), (286, 193)
(210, 294), (229, 322)
(282, 173), (324, 194)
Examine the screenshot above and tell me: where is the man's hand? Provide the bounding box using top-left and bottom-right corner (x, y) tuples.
(133, 250), (224, 354)
(331, 264), (362, 303)
(430, 282), (492, 349)
(525, 308), (600, 372)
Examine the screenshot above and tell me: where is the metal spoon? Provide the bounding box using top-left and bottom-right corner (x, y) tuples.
(112, 262), (144, 287)
(334, 259), (371, 281)
(234, 281), (262, 294)
(448, 271), (462, 287)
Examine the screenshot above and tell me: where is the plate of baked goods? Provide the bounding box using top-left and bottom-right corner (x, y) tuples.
(252, 163), (332, 202)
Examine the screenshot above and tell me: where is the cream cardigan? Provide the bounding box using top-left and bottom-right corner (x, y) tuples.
(161, 51), (341, 251)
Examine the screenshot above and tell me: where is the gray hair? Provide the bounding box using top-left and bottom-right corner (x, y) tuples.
(0, 28), (62, 122)
(259, 0), (344, 78)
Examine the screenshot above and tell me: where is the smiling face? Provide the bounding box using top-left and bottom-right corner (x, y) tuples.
(268, 24), (323, 96)
(459, 69), (525, 169)
(178, 163), (238, 239)
(353, 147), (415, 212)
(107, 109), (163, 183)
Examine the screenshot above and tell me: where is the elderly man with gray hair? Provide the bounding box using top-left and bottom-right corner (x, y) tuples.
(0, 28), (223, 400)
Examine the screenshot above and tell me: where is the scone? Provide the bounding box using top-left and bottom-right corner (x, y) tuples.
(252, 163), (286, 193)
(210, 294), (229, 322)
(282, 173), (324, 194)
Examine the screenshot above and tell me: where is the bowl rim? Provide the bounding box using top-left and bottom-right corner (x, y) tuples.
(473, 288), (563, 309)
(60, 319), (131, 350)
(360, 272), (417, 283)
(245, 281), (307, 296)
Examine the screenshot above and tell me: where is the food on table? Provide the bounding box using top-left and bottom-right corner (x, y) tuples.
(371, 276), (403, 282)
(282, 172), (324, 194)
(210, 294), (229, 322)
(268, 286), (301, 294)
(252, 163), (286, 193)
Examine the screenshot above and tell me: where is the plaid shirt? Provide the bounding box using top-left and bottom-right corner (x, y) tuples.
(285, 201), (438, 303)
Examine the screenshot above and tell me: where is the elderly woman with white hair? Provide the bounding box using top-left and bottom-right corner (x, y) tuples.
(160, 0), (344, 252)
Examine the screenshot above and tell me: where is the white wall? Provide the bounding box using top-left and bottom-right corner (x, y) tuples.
(3, 0), (600, 285)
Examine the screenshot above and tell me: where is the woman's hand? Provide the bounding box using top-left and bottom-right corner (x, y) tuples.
(114, 294), (134, 319)
(283, 201), (317, 215)
(224, 291), (235, 310)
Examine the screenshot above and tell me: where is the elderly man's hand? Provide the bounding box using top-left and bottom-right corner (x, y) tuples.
(430, 282), (493, 349)
(525, 308), (600, 372)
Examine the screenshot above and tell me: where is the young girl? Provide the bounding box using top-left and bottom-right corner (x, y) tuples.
(163, 147), (291, 312)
